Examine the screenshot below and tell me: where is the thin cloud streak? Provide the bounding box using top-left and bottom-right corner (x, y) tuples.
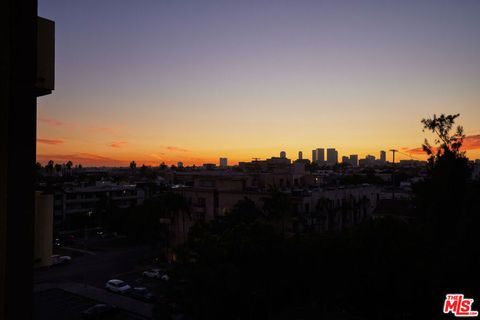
(463, 135), (480, 150)
(37, 153), (124, 166)
(165, 146), (190, 152)
(38, 116), (65, 127)
(88, 125), (120, 134)
(403, 134), (480, 155)
(38, 115), (123, 136)
(109, 141), (127, 148)
(37, 138), (64, 145)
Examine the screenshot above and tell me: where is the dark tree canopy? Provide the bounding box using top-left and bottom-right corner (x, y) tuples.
(421, 113), (465, 158)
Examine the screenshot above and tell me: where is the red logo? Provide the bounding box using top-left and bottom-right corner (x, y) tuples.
(444, 294), (478, 317)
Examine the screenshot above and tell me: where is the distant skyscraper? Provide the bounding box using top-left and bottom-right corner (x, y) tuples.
(316, 148), (325, 164)
(312, 150), (317, 163)
(326, 148), (338, 165)
(280, 151), (286, 158)
(298, 151), (303, 160)
(219, 157), (228, 167)
(349, 155), (358, 167)
(380, 150), (386, 162)
(365, 155), (376, 166)
(177, 161), (183, 168)
(342, 156), (349, 164)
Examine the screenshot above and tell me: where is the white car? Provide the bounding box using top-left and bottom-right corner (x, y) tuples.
(51, 255), (71, 265)
(142, 269), (170, 281)
(105, 279), (131, 294)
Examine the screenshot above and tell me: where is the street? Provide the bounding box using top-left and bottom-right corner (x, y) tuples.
(35, 244), (152, 287)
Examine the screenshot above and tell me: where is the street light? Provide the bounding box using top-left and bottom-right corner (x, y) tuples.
(84, 210), (93, 250)
(83, 210), (93, 287)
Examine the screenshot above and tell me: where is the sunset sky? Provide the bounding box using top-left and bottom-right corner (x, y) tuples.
(38, 0), (480, 166)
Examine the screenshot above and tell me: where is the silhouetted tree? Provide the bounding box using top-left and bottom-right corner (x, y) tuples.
(412, 114), (479, 316)
(129, 161), (137, 174)
(45, 160), (54, 175)
(262, 191), (292, 235)
(54, 163), (62, 175)
(421, 113), (465, 158)
(415, 113), (471, 234)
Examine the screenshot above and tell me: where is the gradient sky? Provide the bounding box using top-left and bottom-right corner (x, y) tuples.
(38, 0), (480, 166)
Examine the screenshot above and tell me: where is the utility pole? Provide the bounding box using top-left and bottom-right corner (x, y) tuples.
(389, 149), (398, 200)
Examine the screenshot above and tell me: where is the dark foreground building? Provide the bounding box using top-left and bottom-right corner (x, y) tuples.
(1, 1), (54, 318)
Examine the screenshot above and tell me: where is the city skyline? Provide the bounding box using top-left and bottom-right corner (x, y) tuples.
(36, 148), (431, 168)
(37, 0), (480, 166)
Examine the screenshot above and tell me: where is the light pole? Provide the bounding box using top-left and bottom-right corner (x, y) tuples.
(389, 149), (398, 200)
(83, 210), (92, 287)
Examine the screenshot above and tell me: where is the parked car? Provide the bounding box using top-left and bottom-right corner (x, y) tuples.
(53, 234), (75, 247)
(81, 304), (117, 319)
(53, 238), (63, 247)
(143, 269), (169, 281)
(105, 279), (131, 294)
(128, 287), (155, 302)
(51, 255), (71, 266)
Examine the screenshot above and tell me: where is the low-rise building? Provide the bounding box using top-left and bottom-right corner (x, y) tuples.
(52, 181), (145, 230)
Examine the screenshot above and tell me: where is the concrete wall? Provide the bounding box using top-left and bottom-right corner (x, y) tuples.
(34, 192), (53, 268)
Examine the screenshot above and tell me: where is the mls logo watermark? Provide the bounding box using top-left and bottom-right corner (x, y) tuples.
(444, 294), (478, 317)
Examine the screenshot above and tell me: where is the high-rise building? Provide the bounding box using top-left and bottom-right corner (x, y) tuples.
(317, 148), (325, 164)
(280, 151), (286, 159)
(312, 149), (317, 163)
(364, 155), (376, 166)
(380, 150), (386, 162)
(342, 156), (349, 164)
(349, 154), (359, 167)
(177, 162), (183, 168)
(298, 151), (303, 160)
(326, 148), (338, 165)
(219, 157), (228, 167)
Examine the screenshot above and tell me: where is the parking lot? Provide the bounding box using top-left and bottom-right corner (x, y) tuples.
(33, 242), (189, 319)
(34, 289), (145, 320)
(110, 268), (174, 304)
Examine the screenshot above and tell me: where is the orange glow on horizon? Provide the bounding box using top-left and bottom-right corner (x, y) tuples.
(36, 146), (480, 167)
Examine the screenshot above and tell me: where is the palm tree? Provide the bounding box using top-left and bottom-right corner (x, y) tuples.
(129, 161), (137, 174)
(45, 160), (54, 175)
(65, 160), (73, 176)
(54, 163), (62, 175)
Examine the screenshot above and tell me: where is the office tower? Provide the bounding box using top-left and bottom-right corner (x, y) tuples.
(219, 157), (228, 167)
(380, 150), (386, 162)
(280, 151), (286, 158)
(365, 155), (376, 166)
(298, 151), (303, 160)
(342, 156), (349, 164)
(177, 162), (183, 168)
(312, 149), (317, 163)
(326, 148), (338, 165)
(349, 154), (358, 167)
(317, 148), (325, 164)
